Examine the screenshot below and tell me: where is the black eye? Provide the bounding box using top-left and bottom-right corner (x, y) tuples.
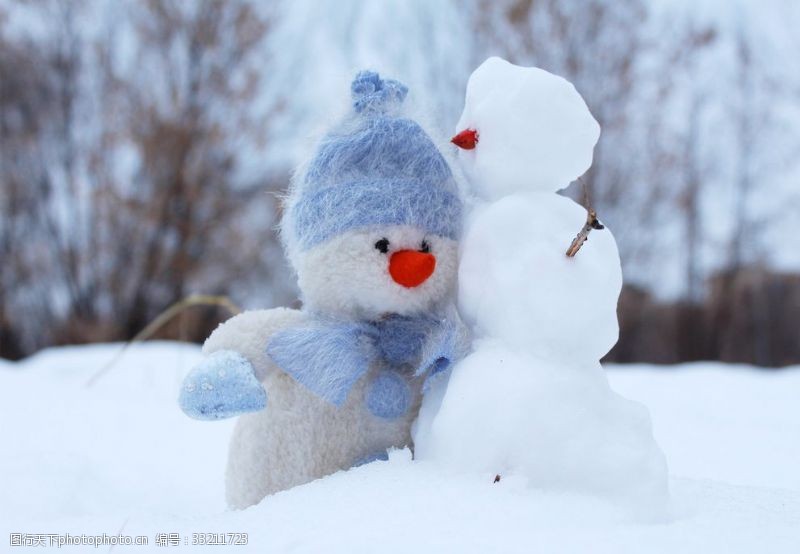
(375, 238), (390, 254)
(420, 240), (430, 253)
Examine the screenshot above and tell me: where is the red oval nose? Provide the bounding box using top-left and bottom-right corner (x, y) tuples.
(451, 128), (479, 150)
(389, 250), (436, 288)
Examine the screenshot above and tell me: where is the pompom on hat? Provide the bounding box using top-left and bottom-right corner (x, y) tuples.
(284, 71), (462, 254)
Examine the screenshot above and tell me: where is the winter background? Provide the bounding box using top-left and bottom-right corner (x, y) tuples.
(1, 0), (799, 552)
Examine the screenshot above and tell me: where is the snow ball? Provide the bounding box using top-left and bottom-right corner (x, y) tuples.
(455, 57), (600, 199)
(415, 341), (669, 513)
(458, 193), (622, 363)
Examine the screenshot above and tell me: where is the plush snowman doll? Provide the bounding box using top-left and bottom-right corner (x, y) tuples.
(179, 71), (467, 509)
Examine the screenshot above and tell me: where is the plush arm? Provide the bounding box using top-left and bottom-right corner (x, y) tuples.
(179, 308), (307, 420)
(416, 307), (470, 387)
(202, 308), (308, 381)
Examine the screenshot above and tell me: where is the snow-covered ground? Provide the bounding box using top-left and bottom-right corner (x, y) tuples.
(1, 342), (798, 552)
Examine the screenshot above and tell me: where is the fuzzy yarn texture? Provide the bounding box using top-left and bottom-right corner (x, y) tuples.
(285, 70), (462, 253)
(179, 350), (266, 420)
(352, 450), (390, 467)
(366, 370), (412, 419)
(266, 320), (375, 406)
(266, 314), (456, 411)
(374, 313), (434, 366)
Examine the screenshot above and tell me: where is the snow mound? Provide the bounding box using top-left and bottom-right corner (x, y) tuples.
(454, 57), (600, 199)
(416, 342), (668, 512)
(0, 343), (233, 521)
(2, 344), (800, 552)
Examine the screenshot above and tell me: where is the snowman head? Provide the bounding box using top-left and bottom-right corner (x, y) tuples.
(451, 57), (600, 200)
(282, 71), (462, 320)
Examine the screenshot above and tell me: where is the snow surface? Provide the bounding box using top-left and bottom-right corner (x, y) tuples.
(1, 343), (799, 553)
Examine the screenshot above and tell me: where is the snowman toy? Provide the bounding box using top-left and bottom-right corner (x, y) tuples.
(179, 71), (466, 509)
(415, 58), (668, 513)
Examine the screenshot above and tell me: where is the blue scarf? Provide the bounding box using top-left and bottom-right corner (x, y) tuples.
(266, 312), (459, 407)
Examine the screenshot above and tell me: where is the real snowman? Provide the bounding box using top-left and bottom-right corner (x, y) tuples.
(414, 57), (669, 513)
(179, 71), (467, 509)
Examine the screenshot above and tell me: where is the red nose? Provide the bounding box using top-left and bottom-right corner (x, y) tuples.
(451, 128), (479, 150)
(389, 250), (436, 288)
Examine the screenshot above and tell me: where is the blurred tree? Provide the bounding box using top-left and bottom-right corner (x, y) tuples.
(471, 0), (661, 280)
(104, 0), (286, 339)
(0, 0), (291, 357)
(2, 0), (799, 366)
(0, 4), (62, 357)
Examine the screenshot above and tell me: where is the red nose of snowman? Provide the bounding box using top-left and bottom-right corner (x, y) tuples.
(451, 129), (479, 150)
(389, 250), (436, 288)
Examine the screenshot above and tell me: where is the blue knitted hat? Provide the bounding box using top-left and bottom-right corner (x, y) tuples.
(286, 71), (462, 252)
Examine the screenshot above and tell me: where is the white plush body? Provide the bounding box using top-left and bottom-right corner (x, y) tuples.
(204, 308), (423, 509)
(202, 226), (458, 509)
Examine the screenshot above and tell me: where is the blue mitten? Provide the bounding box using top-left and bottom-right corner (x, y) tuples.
(366, 370), (411, 419)
(179, 350), (266, 420)
(352, 450), (390, 467)
(416, 318), (460, 381)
